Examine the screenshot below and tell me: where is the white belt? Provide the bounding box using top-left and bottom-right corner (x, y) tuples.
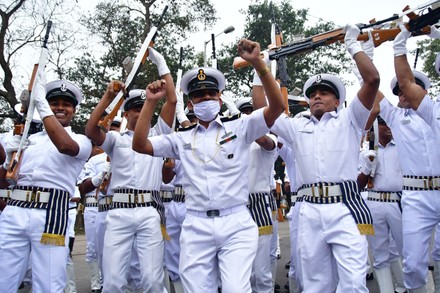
(11, 189), (51, 203)
(160, 190), (174, 199)
(367, 191), (400, 201)
(98, 197), (112, 205)
(298, 185), (342, 198)
(174, 186), (185, 196)
(0, 189), (11, 199)
(403, 177), (440, 189)
(86, 197), (98, 204)
(113, 192), (153, 204)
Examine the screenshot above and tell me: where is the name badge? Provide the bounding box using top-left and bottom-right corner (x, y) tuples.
(401, 119), (410, 125)
(183, 143), (192, 149)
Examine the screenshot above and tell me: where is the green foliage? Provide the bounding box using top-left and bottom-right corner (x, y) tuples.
(416, 38), (440, 95)
(65, 0), (216, 133)
(216, 0), (351, 98)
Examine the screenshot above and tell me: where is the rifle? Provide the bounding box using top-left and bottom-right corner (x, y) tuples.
(366, 120), (379, 189)
(233, 3), (440, 70)
(270, 2), (290, 115)
(98, 5), (168, 132)
(6, 21), (52, 185)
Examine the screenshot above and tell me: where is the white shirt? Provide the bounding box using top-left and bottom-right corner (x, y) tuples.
(173, 159), (184, 186)
(100, 117), (171, 194)
(380, 98), (440, 176)
(77, 152), (108, 198)
(271, 97), (369, 185)
(277, 138), (301, 192)
(359, 141), (402, 192)
(248, 134), (278, 194)
(149, 109), (270, 211)
(17, 127), (91, 196)
(416, 95), (440, 143)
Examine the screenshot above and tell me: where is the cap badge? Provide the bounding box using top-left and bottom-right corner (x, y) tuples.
(197, 69), (206, 81)
(60, 84), (68, 92)
(140, 91), (146, 100)
(315, 75), (322, 83)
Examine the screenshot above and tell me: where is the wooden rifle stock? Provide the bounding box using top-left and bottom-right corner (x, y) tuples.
(6, 19), (52, 185)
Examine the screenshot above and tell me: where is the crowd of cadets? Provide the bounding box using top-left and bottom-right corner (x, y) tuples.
(2, 21), (440, 293)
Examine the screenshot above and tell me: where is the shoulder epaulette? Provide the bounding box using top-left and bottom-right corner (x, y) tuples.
(220, 113), (241, 123)
(177, 123), (197, 132)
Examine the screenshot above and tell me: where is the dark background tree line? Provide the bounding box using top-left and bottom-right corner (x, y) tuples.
(1, 0), (438, 134)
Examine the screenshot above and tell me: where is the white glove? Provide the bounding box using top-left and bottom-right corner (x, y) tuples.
(91, 162), (110, 187)
(2, 135), (28, 170)
(175, 90), (189, 125)
(393, 24), (411, 57)
(360, 30), (374, 61)
(344, 23), (362, 58)
(221, 91), (240, 115)
(359, 150), (377, 175)
(148, 47), (170, 76)
(252, 50), (271, 86)
(429, 25), (440, 39)
(33, 69), (53, 120)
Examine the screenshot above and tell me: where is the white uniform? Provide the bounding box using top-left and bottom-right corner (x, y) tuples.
(149, 110), (271, 293)
(380, 97), (440, 289)
(164, 160), (187, 287)
(100, 117), (170, 292)
(77, 152), (107, 291)
(278, 138), (303, 292)
(360, 141), (403, 269)
(271, 97), (372, 292)
(0, 127), (91, 292)
(248, 135), (278, 293)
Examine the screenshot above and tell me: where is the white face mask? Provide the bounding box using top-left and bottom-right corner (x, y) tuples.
(191, 100), (220, 122)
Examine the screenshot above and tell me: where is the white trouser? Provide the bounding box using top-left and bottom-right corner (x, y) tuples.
(0, 205), (68, 292)
(366, 200), (403, 269)
(164, 201), (186, 282)
(432, 224), (440, 262)
(84, 206), (99, 262)
(287, 202), (303, 290)
(270, 210), (279, 278)
(95, 210), (107, 284)
(298, 201), (369, 292)
(65, 208), (78, 293)
(401, 190), (440, 289)
(102, 206), (165, 292)
(126, 240), (143, 292)
(180, 209), (258, 293)
(251, 234), (272, 293)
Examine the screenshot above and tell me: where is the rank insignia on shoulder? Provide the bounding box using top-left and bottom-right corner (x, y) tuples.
(219, 134), (237, 145)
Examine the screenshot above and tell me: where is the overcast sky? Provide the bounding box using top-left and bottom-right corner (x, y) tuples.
(187, 0), (436, 106)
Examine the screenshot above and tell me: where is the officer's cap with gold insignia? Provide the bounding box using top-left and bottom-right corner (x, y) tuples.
(180, 67), (226, 96)
(303, 73), (346, 106)
(45, 80), (83, 107)
(123, 89), (146, 111)
(235, 97), (253, 112)
(390, 70), (430, 96)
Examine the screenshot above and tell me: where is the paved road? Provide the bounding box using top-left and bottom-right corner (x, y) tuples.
(62, 219), (434, 292)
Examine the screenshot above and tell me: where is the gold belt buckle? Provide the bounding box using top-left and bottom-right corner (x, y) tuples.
(381, 192), (389, 201)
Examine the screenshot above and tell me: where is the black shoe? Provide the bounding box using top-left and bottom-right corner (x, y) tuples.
(429, 265), (434, 271)
(285, 260), (291, 269)
(91, 290), (102, 293)
(284, 282), (289, 290)
(274, 283), (280, 289)
(366, 272), (374, 281)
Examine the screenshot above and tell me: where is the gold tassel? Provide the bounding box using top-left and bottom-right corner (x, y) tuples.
(258, 225), (273, 236)
(161, 224), (171, 241)
(357, 224), (375, 235)
(40, 233), (65, 246)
